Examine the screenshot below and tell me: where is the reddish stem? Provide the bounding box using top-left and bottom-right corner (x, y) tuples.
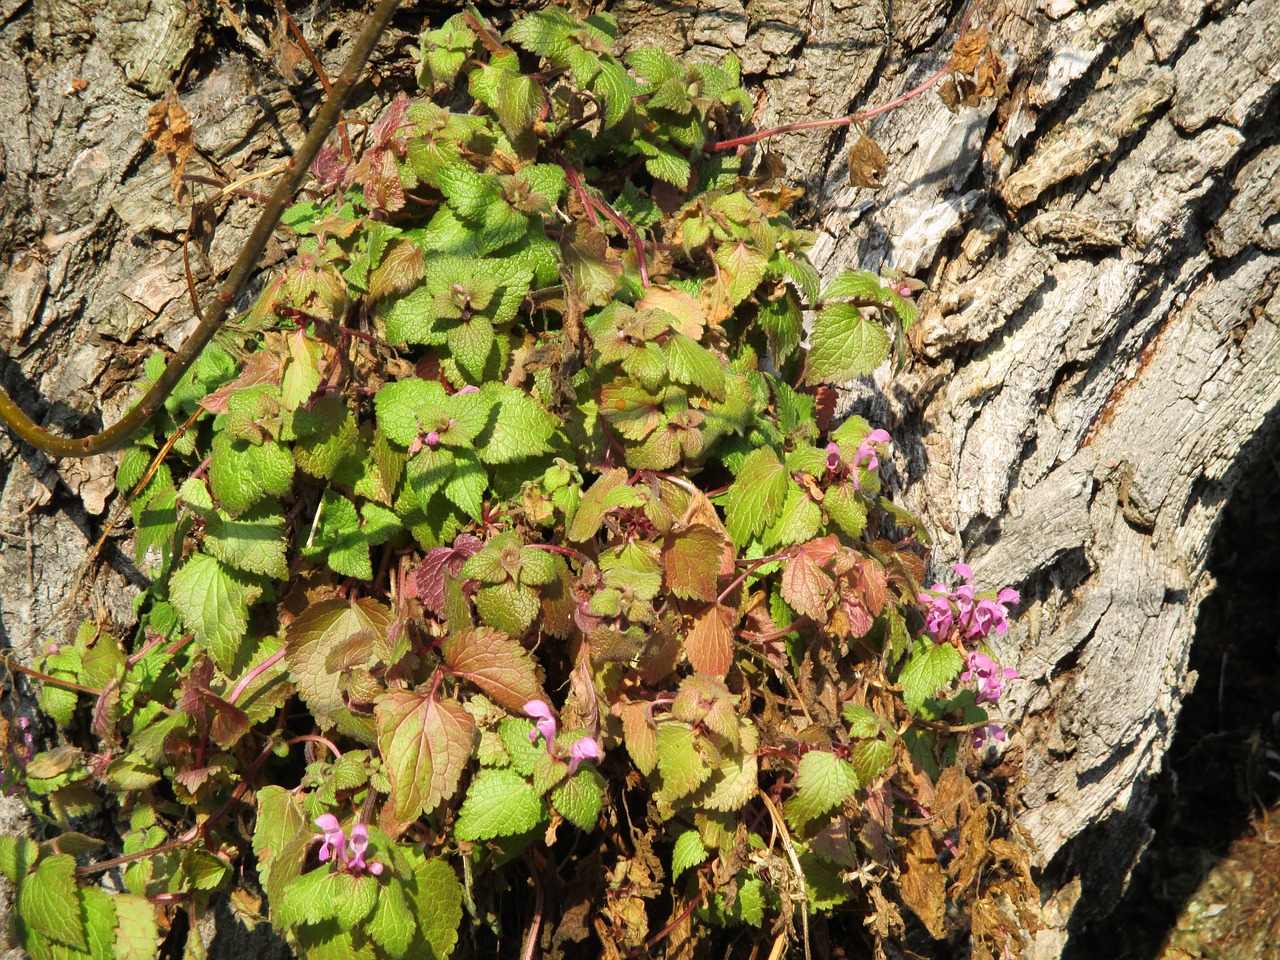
(226, 646), (288, 706)
(631, 892), (705, 956)
(717, 550), (792, 606)
(707, 0), (986, 153)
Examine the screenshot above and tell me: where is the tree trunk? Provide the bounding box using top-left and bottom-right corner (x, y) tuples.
(1, 0), (1276, 956)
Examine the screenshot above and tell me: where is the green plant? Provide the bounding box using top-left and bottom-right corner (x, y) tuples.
(2, 8), (1034, 960)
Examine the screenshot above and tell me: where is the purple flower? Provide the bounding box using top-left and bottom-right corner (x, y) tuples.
(853, 429), (892, 473)
(425, 430), (440, 448)
(312, 816), (384, 877)
(314, 814), (345, 863)
(972, 723), (1007, 748)
(825, 442), (843, 476)
(567, 737), (601, 777)
(961, 651), (1019, 705)
(849, 429), (891, 489)
(919, 585), (955, 638)
(524, 700), (558, 748)
(456, 384), (480, 395)
(347, 824), (385, 877)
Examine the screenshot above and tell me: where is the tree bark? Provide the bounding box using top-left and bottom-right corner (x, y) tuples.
(1, 0), (1277, 956)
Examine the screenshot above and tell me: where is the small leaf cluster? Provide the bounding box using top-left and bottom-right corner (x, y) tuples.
(3, 9), (1033, 960)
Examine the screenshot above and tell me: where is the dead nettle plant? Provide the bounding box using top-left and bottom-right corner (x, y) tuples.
(1, 5), (1033, 960)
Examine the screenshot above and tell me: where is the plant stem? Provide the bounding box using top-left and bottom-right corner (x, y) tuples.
(717, 550), (792, 606)
(226, 646), (288, 706)
(0, 0), (404, 458)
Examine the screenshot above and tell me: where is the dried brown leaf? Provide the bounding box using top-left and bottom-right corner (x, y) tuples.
(144, 92), (195, 202)
(900, 828), (947, 939)
(848, 134), (888, 189)
(950, 28), (989, 75)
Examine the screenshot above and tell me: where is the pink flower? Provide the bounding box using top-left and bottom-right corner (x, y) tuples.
(919, 584), (955, 638)
(347, 824), (385, 876)
(425, 430), (440, 448)
(853, 429), (891, 473)
(524, 700), (558, 748)
(312, 816), (384, 877)
(961, 651), (1019, 705)
(850, 429), (891, 489)
(314, 814), (345, 863)
(972, 723), (1007, 748)
(456, 384), (480, 395)
(567, 737), (601, 777)
(825, 442), (843, 476)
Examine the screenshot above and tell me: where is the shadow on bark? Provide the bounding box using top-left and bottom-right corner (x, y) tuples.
(1062, 431), (1280, 960)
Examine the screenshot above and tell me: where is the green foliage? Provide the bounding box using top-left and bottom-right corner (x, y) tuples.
(3, 10), (1031, 960)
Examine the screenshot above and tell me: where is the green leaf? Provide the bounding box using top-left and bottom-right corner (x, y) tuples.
(723, 446), (789, 546)
(442, 627), (545, 711)
(18, 853), (86, 950)
(671, 830), (708, 882)
(292, 397), (359, 479)
(78, 886), (117, 960)
(0, 835), (37, 882)
(784, 751), (859, 830)
(285, 598), (393, 728)
(375, 378), (449, 447)
(202, 501), (288, 579)
(169, 553), (259, 672)
(594, 58), (638, 128)
(825, 481), (867, 538)
(851, 739), (893, 785)
(333, 872), (379, 930)
(376, 690), (475, 820)
(134, 487), (177, 568)
(455, 768), (545, 840)
(643, 141), (692, 189)
(113, 893), (160, 960)
(805, 303), (891, 385)
(406, 857), (464, 960)
(655, 720), (711, 800)
(208, 430), (295, 517)
(443, 447), (488, 521)
(253, 786), (312, 909)
(505, 7), (576, 62)
(842, 703), (883, 739)
(899, 640), (965, 714)
(550, 766), (604, 830)
(499, 717), (544, 777)
(474, 580), (540, 636)
(364, 879), (414, 954)
(664, 332), (726, 399)
(822, 270), (891, 304)
(473, 385), (558, 464)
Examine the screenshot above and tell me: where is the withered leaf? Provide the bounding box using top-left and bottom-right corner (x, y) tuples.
(950, 28), (989, 75)
(848, 134), (888, 189)
(144, 91), (195, 203)
(900, 828), (947, 939)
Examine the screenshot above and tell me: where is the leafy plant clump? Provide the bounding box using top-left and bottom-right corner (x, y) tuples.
(2, 9), (1036, 960)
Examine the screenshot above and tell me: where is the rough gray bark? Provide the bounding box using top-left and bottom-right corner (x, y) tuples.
(0, 0), (1276, 957)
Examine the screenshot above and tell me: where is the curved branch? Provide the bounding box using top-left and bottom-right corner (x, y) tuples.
(0, 0), (404, 459)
